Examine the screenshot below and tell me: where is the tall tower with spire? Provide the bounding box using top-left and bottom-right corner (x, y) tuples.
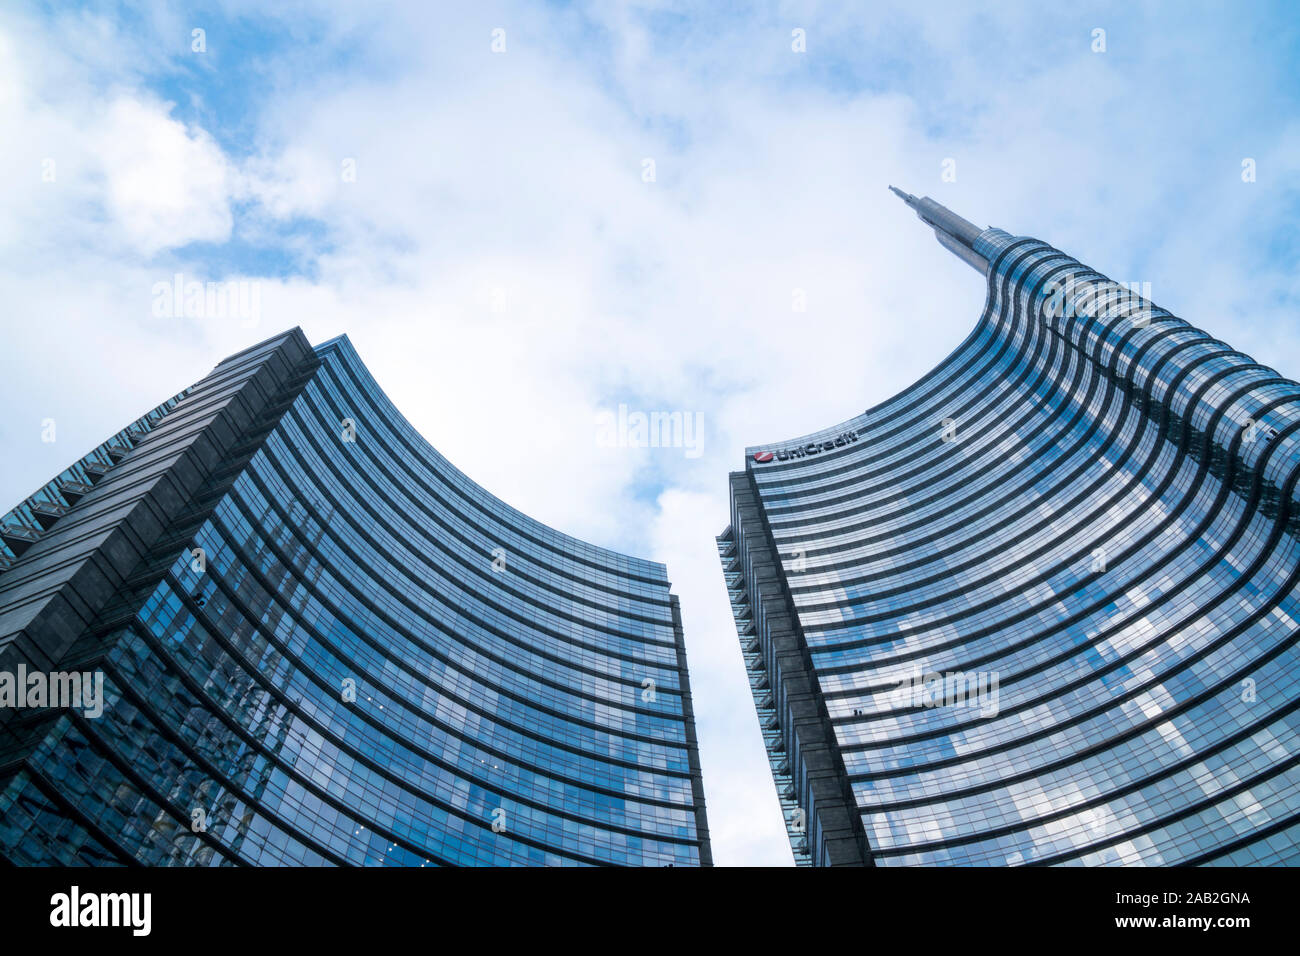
(718, 189), (1300, 866)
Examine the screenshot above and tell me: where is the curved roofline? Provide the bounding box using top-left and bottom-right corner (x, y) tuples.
(311, 332), (669, 579)
(743, 203), (1012, 460)
(744, 287), (994, 458)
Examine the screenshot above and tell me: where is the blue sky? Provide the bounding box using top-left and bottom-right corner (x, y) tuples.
(1, 0), (1298, 865)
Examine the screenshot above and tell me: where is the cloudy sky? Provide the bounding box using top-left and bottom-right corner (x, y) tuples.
(1, 1), (1297, 865)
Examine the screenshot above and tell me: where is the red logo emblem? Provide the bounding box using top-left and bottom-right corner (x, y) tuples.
(753, 451), (775, 463)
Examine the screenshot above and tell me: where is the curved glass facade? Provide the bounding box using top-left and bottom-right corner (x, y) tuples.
(0, 330), (710, 866)
(720, 197), (1300, 866)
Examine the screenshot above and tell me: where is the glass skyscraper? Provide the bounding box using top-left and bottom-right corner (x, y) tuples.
(719, 190), (1300, 866)
(0, 329), (711, 866)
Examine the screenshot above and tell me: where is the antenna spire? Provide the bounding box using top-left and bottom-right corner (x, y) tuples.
(888, 185), (919, 208)
(889, 185), (989, 274)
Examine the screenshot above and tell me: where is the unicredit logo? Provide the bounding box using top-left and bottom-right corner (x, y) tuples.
(750, 430), (861, 464)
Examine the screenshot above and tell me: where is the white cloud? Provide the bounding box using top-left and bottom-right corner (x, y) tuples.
(94, 97), (235, 254)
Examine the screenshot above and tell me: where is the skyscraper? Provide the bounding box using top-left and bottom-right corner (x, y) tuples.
(719, 190), (1300, 866)
(0, 329), (711, 866)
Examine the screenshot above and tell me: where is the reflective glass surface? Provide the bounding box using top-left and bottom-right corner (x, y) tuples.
(0, 335), (709, 866)
(726, 229), (1300, 865)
